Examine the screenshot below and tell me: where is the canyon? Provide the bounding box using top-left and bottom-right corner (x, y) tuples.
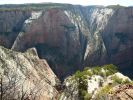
(0, 4), (133, 80)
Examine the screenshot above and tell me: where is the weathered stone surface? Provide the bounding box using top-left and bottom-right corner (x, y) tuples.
(0, 46), (59, 100)
(109, 84), (133, 100)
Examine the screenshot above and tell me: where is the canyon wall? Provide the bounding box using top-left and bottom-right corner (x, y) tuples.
(0, 10), (31, 48)
(0, 4), (133, 79)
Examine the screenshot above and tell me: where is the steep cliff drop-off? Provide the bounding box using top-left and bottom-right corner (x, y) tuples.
(0, 4), (133, 80)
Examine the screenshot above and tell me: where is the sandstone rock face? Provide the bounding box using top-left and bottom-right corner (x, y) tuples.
(59, 76), (79, 100)
(0, 5), (133, 79)
(11, 7), (114, 79)
(102, 7), (133, 77)
(12, 9), (82, 79)
(0, 10), (31, 48)
(109, 84), (133, 100)
(0, 46), (59, 100)
(82, 7), (114, 66)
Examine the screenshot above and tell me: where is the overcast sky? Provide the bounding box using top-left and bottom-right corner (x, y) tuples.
(0, 0), (133, 6)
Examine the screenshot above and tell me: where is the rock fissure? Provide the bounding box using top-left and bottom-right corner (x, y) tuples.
(0, 4), (132, 80)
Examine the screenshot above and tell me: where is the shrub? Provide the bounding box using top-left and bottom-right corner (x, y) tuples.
(83, 67), (90, 71)
(102, 64), (118, 77)
(95, 85), (112, 100)
(74, 70), (88, 99)
(122, 79), (131, 84)
(112, 75), (123, 84)
(73, 64), (119, 99)
(84, 93), (92, 100)
(106, 5), (125, 9)
(92, 66), (101, 75)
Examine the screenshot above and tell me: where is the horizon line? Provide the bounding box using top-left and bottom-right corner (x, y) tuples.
(0, 2), (130, 7)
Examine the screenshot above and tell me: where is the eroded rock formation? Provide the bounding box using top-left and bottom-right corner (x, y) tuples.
(0, 4), (133, 79)
(0, 46), (59, 100)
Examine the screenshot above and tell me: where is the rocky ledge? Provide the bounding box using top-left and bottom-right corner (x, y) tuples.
(0, 46), (60, 100)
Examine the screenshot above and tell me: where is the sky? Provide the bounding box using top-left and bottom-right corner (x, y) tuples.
(0, 0), (133, 6)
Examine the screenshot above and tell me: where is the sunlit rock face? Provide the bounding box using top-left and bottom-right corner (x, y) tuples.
(12, 9), (81, 79)
(0, 46), (59, 100)
(0, 4), (133, 79)
(109, 84), (133, 100)
(82, 7), (114, 66)
(11, 7), (115, 79)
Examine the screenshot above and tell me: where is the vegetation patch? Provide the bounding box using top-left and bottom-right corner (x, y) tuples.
(72, 64), (118, 100)
(95, 85), (113, 100)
